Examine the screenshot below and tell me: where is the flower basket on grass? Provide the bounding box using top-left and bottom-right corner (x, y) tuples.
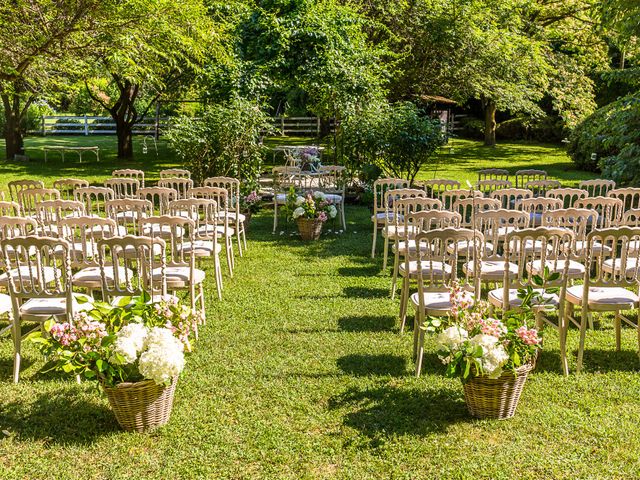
(284, 187), (338, 241)
(425, 271), (556, 419)
(241, 190), (262, 231)
(29, 294), (200, 432)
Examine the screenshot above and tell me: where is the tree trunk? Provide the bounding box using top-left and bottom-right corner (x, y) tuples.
(483, 99), (497, 147)
(2, 94), (26, 160)
(116, 120), (134, 159)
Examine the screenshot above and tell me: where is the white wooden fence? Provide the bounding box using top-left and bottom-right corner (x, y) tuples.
(40, 115), (333, 137)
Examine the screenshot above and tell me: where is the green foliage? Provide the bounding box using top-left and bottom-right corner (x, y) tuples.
(568, 93), (640, 179)
(166, 97), (273, 184)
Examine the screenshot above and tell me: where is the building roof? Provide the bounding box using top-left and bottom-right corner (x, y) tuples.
(417, 95), (457, 105)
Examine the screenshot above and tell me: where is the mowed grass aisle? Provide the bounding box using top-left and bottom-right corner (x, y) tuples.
(1, 207), (640, 479)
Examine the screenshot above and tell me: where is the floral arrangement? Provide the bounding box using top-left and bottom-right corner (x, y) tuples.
(285, 187), (337, 223)
(29, 294), (200, 387)
(240, 190), (262, 214)
(426, 273), (556, 381)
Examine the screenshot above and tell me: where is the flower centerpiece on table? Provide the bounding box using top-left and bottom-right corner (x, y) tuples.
(298, 147), (321, 171)
(28, 294), (201, 431)
(424, 272), (556, 419)
(285, 187), (337, 240)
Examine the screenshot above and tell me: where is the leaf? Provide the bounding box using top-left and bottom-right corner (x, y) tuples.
(96, 359), (105, 372)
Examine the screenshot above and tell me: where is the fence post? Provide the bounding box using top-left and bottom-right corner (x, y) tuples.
(41, 115), (45, 136)
(317, 117), (320, 137)
(84, 114), (89, 136)
(281, 117), (285, 137)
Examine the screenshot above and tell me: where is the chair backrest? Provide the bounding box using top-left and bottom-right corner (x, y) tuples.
(35, 200), (85, 235)
(579, 179), (615, 198)
(575, 196), (624, 228)
(622, 209), (640, 227)
(489, 188), (533, 209)
(104, 178), (140, 200)
(584, 227), (640, 289)
(0, 201), (21, 217)
(525, 179), (561, 197)
(106, 199), (152, 235)
(169, 198), (219, 244)
(421, 179), (460, 199)
(517, 197), (563, 214)
(138, 187), (176, 216)
(0, 216), (38, 239)
(97, 235), (167, 300)
(476, 179), (512, 196)
(53, 178), (90, 201)
(405, 210), (461, 234)
(141, 216), (194, 267)
(160, 168), (191, 179)
(541, 208), (598, 254)
(412, 228), (481, 296)
(372, 178), (410, 214)
(452, 197), (500, 228)
(74, 187), (114, 217)
(8, 179), (44, 203)
(112, 169), (145, 188)
(476, 209), (529, 258)
(317, 166), (347, 195)
(203, 176), (241, 209)
(158, 177), (193, 200)
(440, 189), (483, 211)
(515, 169), (547, 188)
(59, 216), (117, 269)
(17, 188), (60, 218)
(1, 236), (72, 308)
(502, 227), (573, 310)
(477, 168), (509, 183)
(608, 188), (640, 211)
(272, 166), (302, 191)
(547, 188), (587, 209)
(385, 189), (426, 227)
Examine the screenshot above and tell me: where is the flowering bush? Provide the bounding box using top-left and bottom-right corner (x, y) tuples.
(29, 294), (199, 387)
(284, 187), (338, 223)
(240, 190), (262, 214)
(427, 276), (554, 381)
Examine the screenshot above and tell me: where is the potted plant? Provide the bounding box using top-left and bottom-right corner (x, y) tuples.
(240, 190), (262, 230)
(28, 294), (201, 432)
(425, 275), (554, 419)
(284, 187), (338, 240)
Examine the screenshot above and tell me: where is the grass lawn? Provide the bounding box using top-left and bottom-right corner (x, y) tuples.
(0, 135), (630, 479)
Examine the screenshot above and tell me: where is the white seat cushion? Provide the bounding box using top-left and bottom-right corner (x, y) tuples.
(90, 225), (127, 236)
(399, 261), (451, 278)
(179, 240), (222, 256)
(371, 212), (402, 224)
(275, 193), (288, 204)
(392, 239), (431, 256)
(566, 285), (639, 310)
(382, 225), (419, 239)
(217, 211), (246, 223)
(142, 224), (185, 238)
(410, 290), (474, 312)
(115, 211), (146, 222)
(196, 225), (235, 237)
(602, 258), (640, 276)
(0, 293), (11, 315)
(464, 260), (518, 282)
(528, 259), (585, 279)
(0, 266), (58, 287)
(573, 240), (612, 256)
(325, 194), (343, 204)
(152, 267), (205, 285)
(447, 239), (493, 256)
(488, 288), (558, 309)
(72, 266), (133, 288)
(20, 293), (94, 317)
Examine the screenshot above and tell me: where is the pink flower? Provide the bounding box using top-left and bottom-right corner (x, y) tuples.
(516, 326), (541, 345)
(318, 211), (328, 222)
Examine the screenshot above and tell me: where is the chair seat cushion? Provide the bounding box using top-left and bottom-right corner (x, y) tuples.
(115, 211), (147, 222)
(142, 224), (185, 238)
(0, 266), (58, 287)
(410, 290), (474, 312)
(275, 193), (288, 204)
(573, 240), (612, 256)
(464, 260), (518, 281)
(399, 261), (451, 278)
(566, 285), (639, 310)
(371, 212), (402, 224)
(382, 225), (419, 239)
(325, 194), (343, 204)
(90, 225), (127, 236)
(196, 225), (235, 237)
(152, 267), (205, 285)
(217, 211), (246, 223)
(602, 257), (640, 276)
(20, 293), (93, 317)
(488, 288), (558, 309)
(0, 293), (11, 314)
(446, 239), (493, 256)
(72, 266), (133, 288)
(392, 239), (431, 255)
(528, 259), (585, 279)
(179, 240), (222, 256)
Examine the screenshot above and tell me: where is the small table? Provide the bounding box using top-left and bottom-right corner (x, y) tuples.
(43, 145), (100, 163)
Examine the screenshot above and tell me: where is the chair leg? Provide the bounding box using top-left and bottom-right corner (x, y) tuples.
(12, 314), (20, 384)
(588, 311), (594, 330)
(236, 228), (243, 257)
(241, 225), (247, 250)
(198, 283), (206, 325)
(341, 202), (346, 231)
(382, 235), (389, 270)
(559, 309), (569, 376)
(615, 311), (621, 351)
(371, 223), (377, 258)
(214, 255), (223, 300)
(399, 277), (409, 333)
(272, 202), (278, 233)
(412, 312), (420, 360)
(390, 250), (400, 300)
(576, 308), (589, 373)
(415, 324), (426, 377)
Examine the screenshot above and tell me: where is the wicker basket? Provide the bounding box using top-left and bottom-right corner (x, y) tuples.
(462, 363), (533, 420)
(102, 378), (178, 432)
(296, 217), (323, 241)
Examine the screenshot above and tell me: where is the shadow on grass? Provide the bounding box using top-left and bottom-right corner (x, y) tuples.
(329, 384), (467, 442)
(0, 388), (118, 445)
(342, 286), (389, 299)
(337, 354), (407, 377)
(337, 265), (381, 277)
(337, 315), (396, 333)
(573, 348), (640, 373)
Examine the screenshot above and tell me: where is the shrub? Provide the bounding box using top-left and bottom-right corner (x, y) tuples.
(496, 114), (565, 143)
(166, 98), (273, 185)
(567, 93), (640, 180)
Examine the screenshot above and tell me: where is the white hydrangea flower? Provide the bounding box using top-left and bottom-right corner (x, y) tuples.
(313, 191), (326, 201)
(295, 196), (305, 206)
(144, 327), (184, 352)
(468, 333), (499, 351)
(328, 205), (337, 218)
(138, 327), (185, 384)
(109, 323), (148, 365)
(469, 334), (509, 378)
(292, 207), (305, 219)
(436, 326), (468, 350)
(110, 337), (138, 365)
